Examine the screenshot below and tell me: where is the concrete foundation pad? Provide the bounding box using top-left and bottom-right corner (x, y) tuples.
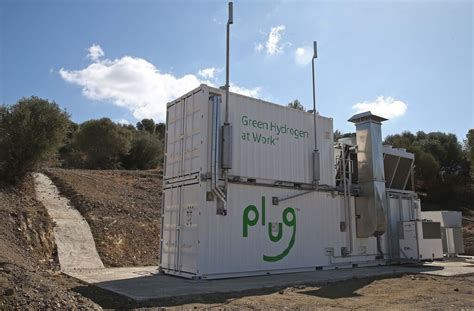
(420, 259), (474, 276)
(65, 260), (473, 302)
(66, 266), (160, 284)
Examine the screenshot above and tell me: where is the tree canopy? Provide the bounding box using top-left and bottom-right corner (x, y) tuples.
(0, 97), (70, 183)
(287, 99), (305, 111)
(136, 118), (156, 134)
(74, 118), (132, 169)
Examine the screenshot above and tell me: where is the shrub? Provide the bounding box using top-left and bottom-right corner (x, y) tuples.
(122, 133), (163, 170)
(0, 97), (70, 183)
(74, 118), (132, 169)
(136, 118), (156, 134)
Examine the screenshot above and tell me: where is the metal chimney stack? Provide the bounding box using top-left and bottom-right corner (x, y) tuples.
(348, 111), (388, 238)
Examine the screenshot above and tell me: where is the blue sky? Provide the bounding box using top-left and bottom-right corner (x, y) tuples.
(1, 0), (472, 140)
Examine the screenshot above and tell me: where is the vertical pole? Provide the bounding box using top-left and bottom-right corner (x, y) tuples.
(312, 41), (320, 185)
(312, 56), (318, 152)
(220, 2), (233, 214)
(225, 2), (233, 124)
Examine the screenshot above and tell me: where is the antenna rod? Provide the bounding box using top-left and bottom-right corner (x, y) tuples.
(225, 2), (233, 124)
(219, 2), (234, 214)
(312, 41), (320, 184)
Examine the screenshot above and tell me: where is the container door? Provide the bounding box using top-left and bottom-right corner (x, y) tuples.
(176, 183), (200, 274)
(161, 186), (181, 271)
(165, 94), (203, 181)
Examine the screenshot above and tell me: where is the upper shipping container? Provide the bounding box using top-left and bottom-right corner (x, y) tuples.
(164, 85), (335, 186)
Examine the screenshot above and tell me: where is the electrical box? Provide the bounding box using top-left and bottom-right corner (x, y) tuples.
(422, 211), (464, 256)
(442, 227), (464, 257)
(399, 221), (443, 261)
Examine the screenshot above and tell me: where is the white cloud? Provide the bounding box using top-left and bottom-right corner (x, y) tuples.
(255, 25), (287, 56)
(60, 46), (260, 122)
(352, 96), (407, 119)
(198, 67), (219, 79)
(87, 44), (104, 61)
(294, 46), (313, 66)
(229, 83), (261, 98)
(254, 42), (264, 52)
(266, 25), (286, 55)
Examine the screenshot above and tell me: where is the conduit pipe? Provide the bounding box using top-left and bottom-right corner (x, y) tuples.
(211, 95), (226, 211)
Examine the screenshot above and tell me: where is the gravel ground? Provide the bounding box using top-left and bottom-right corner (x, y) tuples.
(74, 273), (474, 310)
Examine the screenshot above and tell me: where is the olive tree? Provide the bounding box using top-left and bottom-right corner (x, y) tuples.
(0, 97), (70, 183)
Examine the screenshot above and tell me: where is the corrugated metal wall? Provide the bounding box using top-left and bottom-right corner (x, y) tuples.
(164, 85), (335, 186)
(164, 88), (207, 181)
(195, 183), (376, 277)
(227, 93), (334, 185)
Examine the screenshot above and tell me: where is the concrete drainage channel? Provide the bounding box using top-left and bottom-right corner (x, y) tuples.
(33, 173), (157, 279)
(34, 173), (105, 270)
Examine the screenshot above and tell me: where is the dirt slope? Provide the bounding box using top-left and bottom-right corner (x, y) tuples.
(45, 168), (162, 267)
(0, 176), (99, 309)
(462, 211), (474, 255)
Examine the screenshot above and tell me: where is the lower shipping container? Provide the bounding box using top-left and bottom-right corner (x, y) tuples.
(160, 182), (383, 279)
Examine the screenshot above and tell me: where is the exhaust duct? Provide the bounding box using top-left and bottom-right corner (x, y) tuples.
(348, 111), (388, 238)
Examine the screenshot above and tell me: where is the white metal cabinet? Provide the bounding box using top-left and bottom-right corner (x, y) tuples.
(399, 221), (443, 260)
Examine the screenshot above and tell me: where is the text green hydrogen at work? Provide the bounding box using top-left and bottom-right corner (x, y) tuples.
(241, 115), (310, 143)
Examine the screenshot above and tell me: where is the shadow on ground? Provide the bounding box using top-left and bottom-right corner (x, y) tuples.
(74, 283), (293, 309)
(299, 277), (381, 299)
(73, 274), (404, 308)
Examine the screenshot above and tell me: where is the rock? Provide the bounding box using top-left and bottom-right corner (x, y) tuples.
(4, 288), (15, 296)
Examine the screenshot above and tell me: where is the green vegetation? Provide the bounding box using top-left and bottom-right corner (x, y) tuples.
(136, 118), (156, 134)
(0, 96), (166, 182)
(62, 118), (165, 170)
(287, 99), (305, 111)
(0, 97), (70, 183)
(73, 118), (132, 169)
(122, 132), (163, 170)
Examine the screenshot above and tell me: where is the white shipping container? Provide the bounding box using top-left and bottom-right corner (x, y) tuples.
(160, 182), (378, 279)
(164, 84), (335, 186)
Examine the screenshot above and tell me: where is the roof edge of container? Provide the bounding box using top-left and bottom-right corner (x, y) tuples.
(205, 84), (329, 118)
(166, 84), (332, 120)
(167, 84), (209, 108)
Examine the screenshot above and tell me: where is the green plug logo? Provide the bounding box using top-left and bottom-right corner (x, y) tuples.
(243, 196), (297, 262)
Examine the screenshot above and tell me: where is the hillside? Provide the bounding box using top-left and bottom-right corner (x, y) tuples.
(0, 176), (99, 309)
(45, 169), (162, 267)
